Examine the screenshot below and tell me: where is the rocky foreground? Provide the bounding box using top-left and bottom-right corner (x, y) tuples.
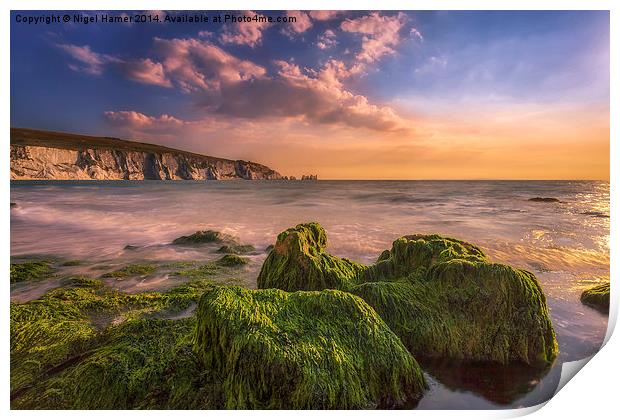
(10, 223), (559, 409)
(10, 128), (283, 180)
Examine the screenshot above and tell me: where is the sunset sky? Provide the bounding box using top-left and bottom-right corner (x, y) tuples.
(11, 10), (609, 179)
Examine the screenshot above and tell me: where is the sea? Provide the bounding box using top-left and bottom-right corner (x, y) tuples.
(10, 180), (610, 409)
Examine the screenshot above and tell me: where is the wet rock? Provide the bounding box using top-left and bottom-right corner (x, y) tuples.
(10, 280), (217, 409)
(216, 254), (249, 267)
(195, 286), (426, 409)
(216, 244), (255, 254)
(61, 260), (81, 266)
(581, 211), (609, 218)
(580, 282), (610, 313)
(10, 261), (54, 283)
(172, 230), (236, 246)
(528, 197), (561, 203)
(257, 223), (558, 366)
(257, 223), (365, 291)
(101, 263), (157, 279)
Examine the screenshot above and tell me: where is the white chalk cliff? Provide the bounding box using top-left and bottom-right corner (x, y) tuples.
(10, 128), (283, 181)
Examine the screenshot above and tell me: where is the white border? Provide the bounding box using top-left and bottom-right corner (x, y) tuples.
(2, 1), (617, 419)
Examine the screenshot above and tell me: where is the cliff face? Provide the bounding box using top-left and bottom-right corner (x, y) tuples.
(10, 129), (283, 181)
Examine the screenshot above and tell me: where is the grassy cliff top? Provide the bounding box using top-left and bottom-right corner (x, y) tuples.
(11, 127), (238, 163)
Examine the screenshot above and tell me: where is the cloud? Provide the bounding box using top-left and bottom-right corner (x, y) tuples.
(62, 35), (408, 133)
(284, 11), (313, 35)
(341, 12), (408, 64)
(201, 59), (407, 132)
(220, 11), (270, 47)
(104, 110), (186, 130)
(152, 37), (266, 91)
(410, 27), (423, 41)
(56, 43), (173, 88)
(55, 43), (118, 75)
(308, 11), (344, 21)
(118, 58), (172, 87)
(317, 29), (338, 50)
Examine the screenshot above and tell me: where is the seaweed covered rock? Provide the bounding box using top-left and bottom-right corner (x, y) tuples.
(172, 230), (236, 246)
(257, 223), (365, 291)
(12, 318), (220, 409)
(354, 261), (557, 365)
(363, 234), (487, 281)
(217, 244), (255, 254)
(216, 254), (249, 267)
(257, 223), (558, 366)
(10, 260), (54, 283)
(581, 282), (610, 313)
(195, 286), (426, 409)
(11, 280), (218, 409)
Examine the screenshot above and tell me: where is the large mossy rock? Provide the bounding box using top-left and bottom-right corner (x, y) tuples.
(580, 282), (610, 313)
(257, 223), (365, 291)
(194, 286), (426, 409)
(257, 223), (558, 366)
(354, 260), (557, 365)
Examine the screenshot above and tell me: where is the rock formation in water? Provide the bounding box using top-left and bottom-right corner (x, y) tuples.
(10, 128), (283, 181)
(194, 286), (427, 409)
(257, 222), (559, 366)
(580, 282), (610, 313)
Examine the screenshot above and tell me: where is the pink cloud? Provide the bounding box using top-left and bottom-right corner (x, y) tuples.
(317, 29), (338, 50)
(152, 37), (266, 91)
(308, 11), (344, 21)
(284, 11), (313, 35)
(341, 12), (409, 64)
(55, 43), (118, 75)
(203, 59), (408, 132)
(67, 34), (409, 133)
(119, 58), (172, 87)
(220, 11), (270, 47)
(104, 110), (185, 127)
(104, 110), (187, 134)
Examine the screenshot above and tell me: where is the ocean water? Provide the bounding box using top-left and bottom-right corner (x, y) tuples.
(10, 180), (610, 409)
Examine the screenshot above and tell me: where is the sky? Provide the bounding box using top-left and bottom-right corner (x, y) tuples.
(10, 10), (610, 180)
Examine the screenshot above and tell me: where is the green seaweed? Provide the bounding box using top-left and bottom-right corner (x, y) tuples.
(363, 234), (487, 281)
(10, 279), (216, 408)
(580, 282), (610, 313)
(102, 263), (157, 279)
(61, 260), (82, 267)
(172, 230), (235, 245)
(62, 276), (104, 288)
(353, 261), (557, 365)
(257, 223), (365, 291)
(257, 223), (558, 366)
(217, 244), (255, 254)
(12, 318), (221, 409)
(195, 286), (426, 409)
(10, 261), (54, 283)
(172, 263), (218, 280)
(216, 254), (249, 267)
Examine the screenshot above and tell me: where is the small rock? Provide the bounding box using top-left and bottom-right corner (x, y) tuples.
(528, 197), (561, 203)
